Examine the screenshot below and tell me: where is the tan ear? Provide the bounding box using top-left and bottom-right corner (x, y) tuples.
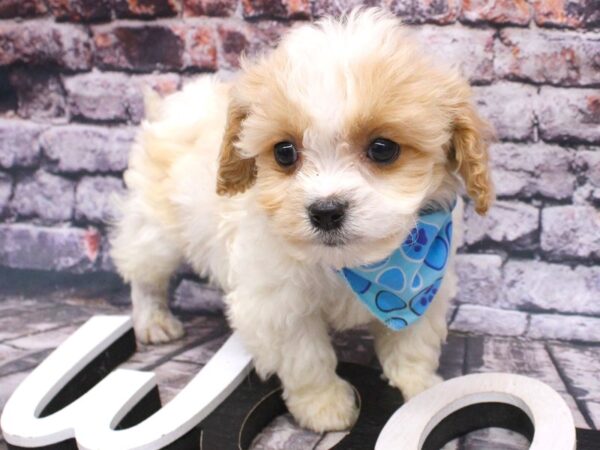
(216, 100), (256, 196)
(451, 103), (495, 215)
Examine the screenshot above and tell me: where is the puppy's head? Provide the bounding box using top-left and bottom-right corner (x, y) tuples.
(217, 8), (493, 268)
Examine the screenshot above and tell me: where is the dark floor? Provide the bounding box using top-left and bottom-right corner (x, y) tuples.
(0, 269), (598, 450)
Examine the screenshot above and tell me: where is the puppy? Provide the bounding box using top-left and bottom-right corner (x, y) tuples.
(110, 8), (493, 432)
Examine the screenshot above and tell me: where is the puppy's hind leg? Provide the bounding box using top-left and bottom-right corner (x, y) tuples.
(110, 200), (184, 345)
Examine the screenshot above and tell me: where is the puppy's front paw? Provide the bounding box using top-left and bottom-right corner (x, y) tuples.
(134, 309), (185, 345)
(285, 378), (359, 433)
(387, 370), (443, 400)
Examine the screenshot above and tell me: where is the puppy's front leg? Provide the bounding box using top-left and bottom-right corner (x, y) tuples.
(370, 276), (452, 399)
(228, 292), (358, 432)
(111, 205), (185, 345)
(131, 280), (184, 345)
(279, 320), (359, 432)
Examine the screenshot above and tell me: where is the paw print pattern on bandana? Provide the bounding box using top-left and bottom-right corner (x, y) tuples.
(410, 278), (442, 316)
(401, 223), (438, 261)
(337, 201), (455, 332)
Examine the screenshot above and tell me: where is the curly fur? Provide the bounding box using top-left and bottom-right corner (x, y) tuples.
(110, 8), (492, 432)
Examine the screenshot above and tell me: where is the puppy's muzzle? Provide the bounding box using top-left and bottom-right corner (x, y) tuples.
(308, 198), (348, 231)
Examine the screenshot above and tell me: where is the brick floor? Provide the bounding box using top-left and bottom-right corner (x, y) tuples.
(0, 270), (598, 449)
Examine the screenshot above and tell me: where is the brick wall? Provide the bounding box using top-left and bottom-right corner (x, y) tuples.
(0, 0), (599, 342)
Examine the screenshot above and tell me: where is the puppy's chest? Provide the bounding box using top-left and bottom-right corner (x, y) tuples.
(311, 271), (374, 330)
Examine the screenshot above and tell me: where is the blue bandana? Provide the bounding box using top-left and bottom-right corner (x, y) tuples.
(337, 204), (454, 331)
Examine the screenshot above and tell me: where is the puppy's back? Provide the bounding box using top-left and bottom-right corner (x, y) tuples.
(122, 76), (230, 223)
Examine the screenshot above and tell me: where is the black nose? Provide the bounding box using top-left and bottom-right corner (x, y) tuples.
(308, 199), (348, 231)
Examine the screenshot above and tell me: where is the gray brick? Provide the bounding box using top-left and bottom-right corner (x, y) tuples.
(502, 261), (600, 315)
(0, 0), (48, 18)
(99, 236), (117, 273)
(573, 150), (600, 204)
(528, 314), (600, 343)
(178, 24), (218, 70)
(0, 172), (11, 214)
(0, 120), (45, 169)
(388, 0), (461, 24)
(64, 72), (134, 122)
(112, 0), (180, 18)
(574, 150), (600, 187)
(455, 254), (503, 306)
(537, 87), (600, 144)
(411, 25), (494, 83)
(127, 73), (181, 122)
(93, 23), (185, 72)
(574, 185), (600, 206)
(12, 171), (75, 222)
(47, 0), (112, 21)
(450, 304), (528, 337)
(495, 28), (600, 86)
(172, 279), (225, 313)
(464, 200), (539, 248)
(532, 0), (600, 29)
(311, 0), (378, 18)
(460, 0), (531, 25)
(75, 176), (125, 223)
(41, 125), (134, 173)
(64, 72), (181, 123)
(490, 142), (574, 199)
(216, 21), (289, 70)
(473, 83), (537, 141)
(183, 0), (237, 17)
(541, 205), (600, 259)
(241, 0), (310, 19)
(10, 68), (67, 121)
(0, 224), (100, 272)
(0, 22), (92, 70)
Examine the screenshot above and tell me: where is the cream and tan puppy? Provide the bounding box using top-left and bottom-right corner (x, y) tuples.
(111, 8), (493, 432)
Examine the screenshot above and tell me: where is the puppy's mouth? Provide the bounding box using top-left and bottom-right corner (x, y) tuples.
(318, 231), (347, 247)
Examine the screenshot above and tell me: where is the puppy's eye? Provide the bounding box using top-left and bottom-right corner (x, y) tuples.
(367, 138), (400, 164)
(274, 141), (298, 167)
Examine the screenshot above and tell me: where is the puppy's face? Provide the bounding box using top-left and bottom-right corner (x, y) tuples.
(217, 10), (493, 268)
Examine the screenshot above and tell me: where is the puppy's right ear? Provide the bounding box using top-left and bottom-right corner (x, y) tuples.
(216, 99), (256, 196)
(450, 101), (494, 215)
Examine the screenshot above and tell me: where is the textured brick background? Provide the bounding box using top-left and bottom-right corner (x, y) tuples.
(0, 0), (599, 343)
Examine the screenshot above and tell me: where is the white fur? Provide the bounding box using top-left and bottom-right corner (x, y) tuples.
(111, 9), (478, 432)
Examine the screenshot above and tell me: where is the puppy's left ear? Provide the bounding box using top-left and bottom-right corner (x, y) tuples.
(450, 100), (495, 215)
(216, 98), (256, 196)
